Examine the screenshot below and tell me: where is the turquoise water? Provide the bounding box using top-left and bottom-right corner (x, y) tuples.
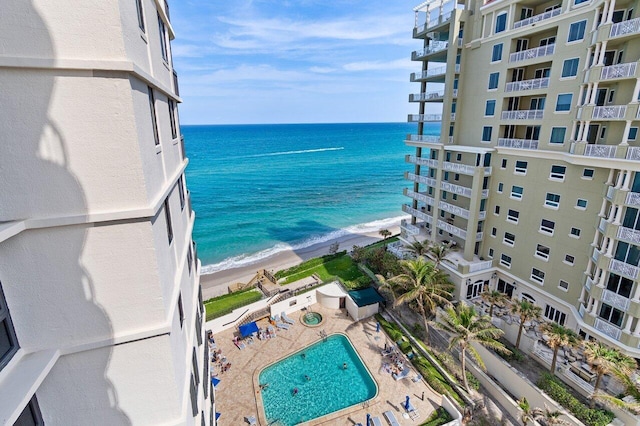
(258, 334), (377, 426)
(182, 122), (440, 273)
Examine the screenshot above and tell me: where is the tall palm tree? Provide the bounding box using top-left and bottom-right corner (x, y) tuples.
(584, 340), (636, 407)
(428, 241), (456, 266)
(481, 290), (508, 317)
(385, 257), (453, 340)
(518, 397), (534, 426)
(532, 404), (570, 425)
(406, 239), (429, 257)
(435, 303), (510, 392)
(540, 322), (580, 375)
(510, 299), (542, 349)
(379, 228), (392, 245)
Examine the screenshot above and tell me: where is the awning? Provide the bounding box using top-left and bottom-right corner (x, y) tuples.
(348, 287), (385, 307)
(239, 321), (259, 337)
(211, 377), (221, 387)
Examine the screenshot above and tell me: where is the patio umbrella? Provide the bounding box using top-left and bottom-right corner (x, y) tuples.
(376, 322), (380, 333)
(366, 413), (371, 425)
(405, 395), (410, 410)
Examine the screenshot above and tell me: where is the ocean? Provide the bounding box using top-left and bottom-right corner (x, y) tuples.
(183, 122), (439, 274)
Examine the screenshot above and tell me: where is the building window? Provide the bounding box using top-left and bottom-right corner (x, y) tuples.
(164, 198), (173, 244)
(454, 173), (460, 181)
(495, 205), (501, 215)
(187, 245), (193, 274)
(178, 176), (186, 210)
(485, 100), (496, 116)
(482, 126), (492, 142)
(568, 20), (587, 42)
(488, 248), (494, 258)
(500, 253), (512, 267)
(503, 232), (515, 246)
(561, 58), (579, 77)
(178, 293), (185, 328)
(582, 168), (594, 179)
(545, 193), (560, 208)
(531, 268), (545, 284)
(559, 280), (569, 291)
(550, 165), (566, 180)
(491, 227), (497, 237)
(540, 219), (555, 235)
(0, 284), (19, 371)
(14, 395), (44, 426)
(456, 153), (462, 161)
(497, 279), (515, 296)
(136, 0), (145, 32)
(555, 93), (573, 112)
(515, 160), (528, 174)
(495, 12), (508, 33)
(148, 86), (159, 146)
(488, 72), (499, 90)
(158, 13), (168, 61)
(564, 254), (575, 265)
(574, 0), (589, 4)
(190, 374), (198, 416)
(607, 273), (633, 298)
(497, 182), (504, 193)
(169, 100), (178, 139)
(511, 185), (523, 199)
(629, 127), (638, 141)
(570, 227), (581, 237)
(501, 159), (507, 169)
(544, 305), (566, 325)
(192, 348), (200, 386)
(550, 127), (566, 144)
(599, 303), (624, 327)
(492, 43), (503, 62)
(535, 244), (550, 260)
(576, 199), (588, 209)
(507, 209), (519, 223)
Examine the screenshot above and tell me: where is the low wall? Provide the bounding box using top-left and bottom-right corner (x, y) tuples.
(269, 291), (317, 317)
(441, 395), (463, 426)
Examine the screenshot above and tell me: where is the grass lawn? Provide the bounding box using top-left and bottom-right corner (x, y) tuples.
(277, 252), (367, 288)
(204, 288), (262, 321)
(363, 236), (399, 251)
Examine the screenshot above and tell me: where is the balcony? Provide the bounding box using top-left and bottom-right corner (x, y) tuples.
(600, 62), (638, 80)
(609, 258), (640, 279)
(626, 192), (640, 207)
(404, 189), (435, 205)
(501, 110), (544, 120)
(627, 147), (640, 161)
(513, 7), (562, 29)
(402, 204), (434, 224)
(497, 138), (539, 149)
(406, 134), (442, 144)
(438, 200), (486, 220)
(594, 318), (622, 340)
(415, 13), (452, 34)
(406, 155), (439, 168)
(410, 64), (460, 81)
(437, 219), (467, 239)
(505, 77), (549, 92)
(509, 44), (555, 63)
(442, 161), (476, 175)
(409, 90), (445, 102)
(610, 17), (640, 38)
(592, 105), (627, 120)
(406, 172), (436, 187)
(440, 181), (472, 198)
(408, 114), (443, 122)
(584, 144), (617, 158)
(412, 41), (449, 60)
(617, 226), (640, 246)
(601, 289), (631, 311)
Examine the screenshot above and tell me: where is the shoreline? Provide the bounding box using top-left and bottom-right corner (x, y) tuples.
(200, 221), (402, 300)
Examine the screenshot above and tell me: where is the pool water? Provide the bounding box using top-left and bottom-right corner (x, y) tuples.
(302, 312), (323, 326)
(259, 334), (377, 426)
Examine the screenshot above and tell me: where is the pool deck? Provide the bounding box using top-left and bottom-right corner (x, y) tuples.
(210, 305), (442, 425)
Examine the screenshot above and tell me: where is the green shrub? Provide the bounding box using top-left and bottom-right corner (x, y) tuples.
(421, 407), (453, 426)
(346, 275), (371, 289)
(398, 340), (412, 354)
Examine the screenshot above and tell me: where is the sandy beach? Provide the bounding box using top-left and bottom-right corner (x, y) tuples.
(200, 223), (401, 300)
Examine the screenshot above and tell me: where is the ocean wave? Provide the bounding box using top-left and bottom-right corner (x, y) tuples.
(200, 214), (410, 275)
(232, 147), (345, 159)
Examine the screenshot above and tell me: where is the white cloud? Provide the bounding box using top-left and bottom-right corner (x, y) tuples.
(343, 58), (414, 71)
(309, 66), (336, 74)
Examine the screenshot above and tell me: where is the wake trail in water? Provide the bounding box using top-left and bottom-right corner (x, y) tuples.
(229, 147), (345, 160)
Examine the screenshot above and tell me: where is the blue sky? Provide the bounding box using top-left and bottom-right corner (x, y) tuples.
(170, 0), (421, 124)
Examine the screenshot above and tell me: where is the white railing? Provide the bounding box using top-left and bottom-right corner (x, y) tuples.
(469, 260), (493, 273)
(410, 91), (445, 101)
(413, 41), (449, 59)
(617, 226), (640, 245)
(413, 64), (459, 79)
(594, 318), (622, 340)
(437, 219), (466, 239)
(476, 232), (483, 240)
(448, 136), (454, 143)
(406, 172), (437, 187)
(407, 135), (441, 143)
(451, 113), (456, 121)
(610, 258), (640, 279)
(585, 277), (593, 291)
(592, 249), (601, 264)
(592, 105), (627, 119)
(402, 205), (434, 224)
(600, 62), (637, 80)
(626, 192), (640, 206)
(509, 44), (555, 63)
(441, 181), (472, 198)
(564, 367), (595, 395)
(584, 144), (617, 158)
(598, 217), (608, 233)
(501, 110), (544, 120)
(401, 221), (421, 236)
(513, 7), (562, 29)
(606, 185), (616, 199)
(484, 166), (492, 175)
(602, 289), (631, 311)
(453, 89), (458, 97)
(407, 155), (439, 168)
(409, 114), (443, 122)
(405, 189), (434, 205)
(610, 17), (640, 38)
(627, 147), (640, 161)
(439, 200), (471, 219)
(505, 77), (550, 92)
(457, 38), (463, 47)
(481, 189), (489, 197)
(579, 304), (586, 318)
(497, 138), (539, 149)
(443, 162), (475, 175)
(415, 13), (452, 33)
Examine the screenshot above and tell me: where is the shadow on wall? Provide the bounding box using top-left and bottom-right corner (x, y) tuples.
(0, 2), (130, 424)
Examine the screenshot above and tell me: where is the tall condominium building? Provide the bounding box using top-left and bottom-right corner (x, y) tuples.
(0, 1), (212, 425)
(403, 0), (640, 356)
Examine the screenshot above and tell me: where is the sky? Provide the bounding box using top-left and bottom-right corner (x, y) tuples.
(170, 0), (423, 125)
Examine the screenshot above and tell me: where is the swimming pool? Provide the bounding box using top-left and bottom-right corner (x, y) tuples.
(258, 334), (377, 425)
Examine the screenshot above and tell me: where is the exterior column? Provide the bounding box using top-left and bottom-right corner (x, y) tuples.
(621, 121), (632, 145)
(589, 82), (599, 104)
(634, 318), (640, 335)
(615, 170), (625, 188)
(591, 298), (600, 314)
(584, 83), (593, 106)
(624, 315), (633, 333)
(581, 121), (591, 141)
(606, 168), (615, 185)
(577, 86), (585, 106)
(613, 205), (623, 225)
(593, 43), (602, 66)
(570, 121), (578, 140)
(597, 41), (608, 65)
(606, 0), (616, 24)
(633, 284), (640, 302)
(598, 267), (607, 286)
(599, 198), (608, 217)
(601, 1), (610, 26)
(622, 170), (632, 190)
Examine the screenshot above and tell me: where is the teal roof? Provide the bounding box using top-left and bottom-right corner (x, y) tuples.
(348, 287), (385, 307)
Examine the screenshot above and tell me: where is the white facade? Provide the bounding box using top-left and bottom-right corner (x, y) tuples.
(0, 1), (211, 425)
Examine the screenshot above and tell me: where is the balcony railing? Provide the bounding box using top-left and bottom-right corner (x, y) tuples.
(626, 192), (640, 206)
(592, 105), (627, 119)
(412, 41), (449, 59)
(180, 135), (186, 160)
(451, 113), (456, 121)
(497, 138), (539, 149)
(401, 221), (421, 236)
(409, 114), (443, 122)
(411, 64), (460, 81)
(592, 248), (602, 264)
(585, 276), (593, 291)
(617, 226), (640, 245)
(513, 7), (562, 29)
(600, 62), (637, 80)
(405, 189), (434, 205)
(594, 318), (622, 340)
(407, 134), (441, 143)
(610, 258), (640, 279)
(469, 260), (493, 273)
(437, 219), (466, 239)
(505, 77), (549, 92)
(501, 110), (544, 120)
(407, 155), (439, 168)
(415, 13), (453, 33)
(602, 289), (631, 311)
(442, 161), (476, 175)
(406, 172), (436, 187)
(441, 181), (472, 198)
(402, 204), (434, 224)
(627, 147), (640, 161)
(439, 200), (473, 219)
(584, 144), (617, 158)
(410, 91), (445, 101)
(610, 17), (640, 38)
(509, 44), (555, 63)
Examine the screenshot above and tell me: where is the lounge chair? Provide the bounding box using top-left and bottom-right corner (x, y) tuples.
(392, 368), (411, 380)
(245, 415), (256, 425)
(371, 416), (383, 426)
(412, 373), (423, 382)
(402, 401), (419, 420)
(383, 411), (401, 426)
(276, 321), (290, 330)
(273, 314), (281, 322)
(267, 325), (276, 337)
(281, 311), (295, 324)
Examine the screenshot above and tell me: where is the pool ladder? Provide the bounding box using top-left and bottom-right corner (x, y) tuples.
(319, 329), (327, 341)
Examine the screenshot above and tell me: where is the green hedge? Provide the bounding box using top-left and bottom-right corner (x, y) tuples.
(274, 252), (346, 279)
(420, 407), (453, 426)
(204, 288), (262, 321)
(537, 373), (614, 426)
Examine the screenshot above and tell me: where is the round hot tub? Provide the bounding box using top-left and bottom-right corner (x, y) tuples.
(301, 312), (324, 327)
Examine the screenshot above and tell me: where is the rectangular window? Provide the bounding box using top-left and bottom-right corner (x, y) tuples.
(178, 293), (184, 328)
(507, 209), (519, 223)
(488, 248), (494, 258)
(192, 348), (200, 386)
(536, 244), (550, 260)
(545, 193), (561, 208)
(583, 168), (594, 178)
(454, 173), (460, 181)
(164, 198), (173, 244)
(515, 161), (528, 174)
(540, 219), (555, 235)
(500, 253), (512, 267)
(456, 153), (462, 161)
(559, 280), (569, 291)
(574, 0), (588, 4)
(576, 199), (588, 209)
(495, 13), (507, 33)
(178, 176), (185, 210)
(550, 165), (566, 180)
(599, 303), (624, 327)
(561, 58), (579, 77)
(187, 245), (193, 274)
(485, 100), (496, 116)
(497, 182), (504, 193)
(501, 159), (507, 169)
(531, 268), (545, 284)
(492, 43), (503, 62)
(550, 127), (566, 144)
(545, 305), (566, 325)
(555, 93), (573, 112)
(491, 227), (497, 236)
(169, 100), (178, 139)
(511, 185), (523, 199)
(488, 72), (499, 90)
(495, 205), (501, 215)
(504, 232), (515, 246)
(136, 0), (145, 32)
(570, 227), (581, 237)
(190, 374), (198, 416)
(0, 284), (19, 371)
(148, 86), (159, 146)
(482, 126), (492, 142)
(629, 127), (638, 140)
(568, 20), (587, 42)
(158, 13), (168, 61)
(564, 254), (575, 265)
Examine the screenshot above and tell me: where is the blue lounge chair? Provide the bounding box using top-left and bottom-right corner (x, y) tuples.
(371, 416), (383, 426)
(276, 321), (290, 330)
(392, 368), (410, 380)
(281, 311), (295, 324)
(383, 411), (401, 426)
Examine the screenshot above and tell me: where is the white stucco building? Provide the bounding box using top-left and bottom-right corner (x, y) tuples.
(0, 1), (211, 424)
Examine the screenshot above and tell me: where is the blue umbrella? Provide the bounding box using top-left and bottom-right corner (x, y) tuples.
(366, 413), (371, 425)
(376, 322), (380, 333)
(405, 395), (410, 410)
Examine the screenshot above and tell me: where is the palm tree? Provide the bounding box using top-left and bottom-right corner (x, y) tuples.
(518, 397), (534, 426)
(510, 299), (542, 349)
(379, 228), (392, 245)
(406, 239), (429, 257)
(385, 257), (453, 340)
(532, 404), (570, 425)
(481, 290), (508, 317)
(584, 341), (636, 407)
(435, 303), (510, 393)
(428, 241), (456, 266)
(540, 322), (580, 375)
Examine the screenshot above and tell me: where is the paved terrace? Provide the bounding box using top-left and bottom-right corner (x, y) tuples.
(210, 305), (442, 426)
